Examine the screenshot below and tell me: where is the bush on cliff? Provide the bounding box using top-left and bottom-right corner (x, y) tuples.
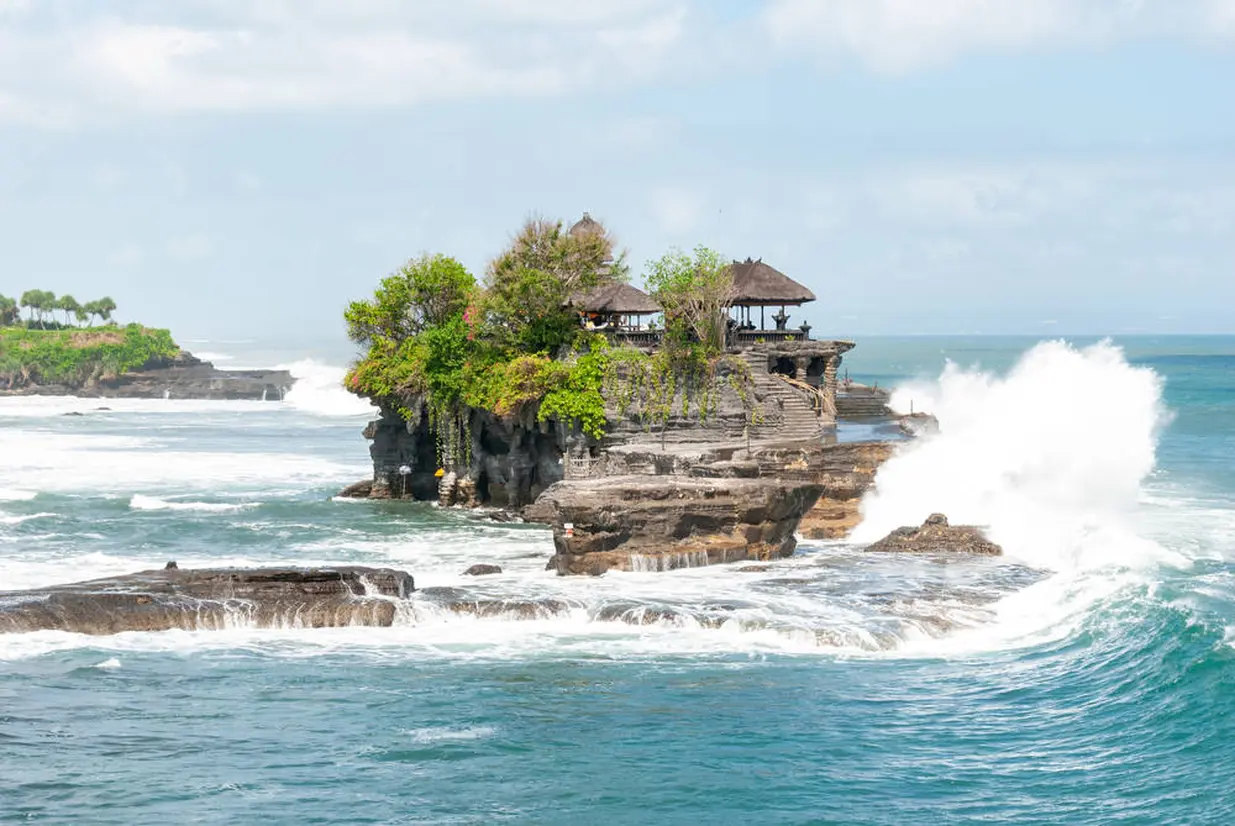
(0, 324), (180, 387)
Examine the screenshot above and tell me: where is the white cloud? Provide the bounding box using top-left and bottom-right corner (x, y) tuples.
(763, 0), (1235, 72)
(0, 0), (690, 124)
(649, 185), (705, 234)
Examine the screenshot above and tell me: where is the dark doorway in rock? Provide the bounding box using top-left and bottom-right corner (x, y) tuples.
(772, 357), (796, 377)
(806, 357), (826, 387)
(475, 469), (491, 504)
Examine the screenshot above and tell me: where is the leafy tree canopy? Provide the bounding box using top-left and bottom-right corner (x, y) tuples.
(484, 216), (627, 353)
(0, 294), (18, 326)
(346, 254), (476, 346)
(644, 245), (735, 352)
(344, 214), (741, 449)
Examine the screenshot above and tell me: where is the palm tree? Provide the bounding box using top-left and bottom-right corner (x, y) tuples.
(96, 296), (117, 324)
(57, 294), (81, 327)
(19, 290), (39, 325)
(0, 294), (17, 326)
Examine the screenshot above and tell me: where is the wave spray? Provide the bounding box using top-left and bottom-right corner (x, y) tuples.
(854, 340), (1181, 651)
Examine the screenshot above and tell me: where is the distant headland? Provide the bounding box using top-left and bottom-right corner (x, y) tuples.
(0, 290), (292, 400)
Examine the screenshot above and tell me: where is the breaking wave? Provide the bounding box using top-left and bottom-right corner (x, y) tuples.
(283, 359), (376, 417)
(129, 495), (257, 513)
(858, 339), (1188, 653)
(0, 512), (56, 526)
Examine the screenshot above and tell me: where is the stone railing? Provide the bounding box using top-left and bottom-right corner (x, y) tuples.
(609, 330), (663, 347)
(732, 329), (809, 345)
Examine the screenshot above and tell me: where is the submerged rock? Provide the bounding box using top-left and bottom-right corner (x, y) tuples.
(866, 514), (1002, 556)
(337, 479), (375, 499)
(526, 475), (825, 576)
(462, 564), (502, 576)
(0, 566), (415, 636)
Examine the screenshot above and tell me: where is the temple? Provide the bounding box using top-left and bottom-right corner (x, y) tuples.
(565, 225), (853, 432)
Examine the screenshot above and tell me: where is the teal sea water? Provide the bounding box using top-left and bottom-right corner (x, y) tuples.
(2, 336), (1234, 825)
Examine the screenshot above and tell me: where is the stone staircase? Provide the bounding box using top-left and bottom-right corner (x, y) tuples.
(739, 352), (826, 442)
(836, 385), (892, 419)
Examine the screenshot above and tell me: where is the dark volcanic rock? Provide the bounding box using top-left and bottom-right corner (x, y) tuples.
(866, 514), (1003, 556)
(462, 564), (502, 576)
(0, 566), (415, 635)
(526, 476), (825, 576)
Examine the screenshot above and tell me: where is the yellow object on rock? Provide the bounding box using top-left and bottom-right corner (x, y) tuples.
(435, 468), (445, 478)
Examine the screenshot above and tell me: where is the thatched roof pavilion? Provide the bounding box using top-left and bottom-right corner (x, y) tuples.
(569, 282), (661, 315)
(729, 258), (816, 307)
(569, 212), (603, 238)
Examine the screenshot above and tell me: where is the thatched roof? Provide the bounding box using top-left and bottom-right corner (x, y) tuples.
(729, 258), (816, 306)
(569, 282), (661, 315)
(569, 212), (602, 238)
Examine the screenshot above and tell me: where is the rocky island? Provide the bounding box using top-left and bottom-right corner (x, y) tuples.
(340, 214), (907, 574)
(0, 292), (291, 400)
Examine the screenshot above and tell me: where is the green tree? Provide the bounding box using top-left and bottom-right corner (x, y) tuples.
(95, 296), (117, 324)
(346, 254), (476, 346)
(644, 245), (735, 352)
(483, 216), (626, 353)
(0, 294), (17, 326)
(57, 294), (81, 326)
(20, 290), (56, 328)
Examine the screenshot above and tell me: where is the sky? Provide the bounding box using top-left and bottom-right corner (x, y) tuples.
(1, 0), (1234, 341)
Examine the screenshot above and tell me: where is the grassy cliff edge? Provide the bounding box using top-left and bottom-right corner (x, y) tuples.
(0, 324), (180, 389)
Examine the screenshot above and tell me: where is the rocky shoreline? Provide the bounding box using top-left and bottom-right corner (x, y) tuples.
(0, 566), (414, 635)
(525, 475), (825, 575)
(0, 350), (293, 401)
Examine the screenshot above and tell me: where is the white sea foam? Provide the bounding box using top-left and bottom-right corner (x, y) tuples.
(92, 658), (122, 670)
(0, 396), (272, 418)
(129, 495), (256, 513)
(193, 351), (234, 363)
(0, 428), (364, 493)
(0, 512), (56, 526)
(402, 726), (496, 744)
(859, 339), (1187, 655)
(0, 489), (37, 502)
(283, 359), (376, 417)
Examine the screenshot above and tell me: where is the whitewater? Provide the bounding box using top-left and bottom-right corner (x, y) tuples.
(2, 337), (1234, 824)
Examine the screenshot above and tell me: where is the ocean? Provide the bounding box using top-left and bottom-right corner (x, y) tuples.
(2, 336), (1233, 825)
